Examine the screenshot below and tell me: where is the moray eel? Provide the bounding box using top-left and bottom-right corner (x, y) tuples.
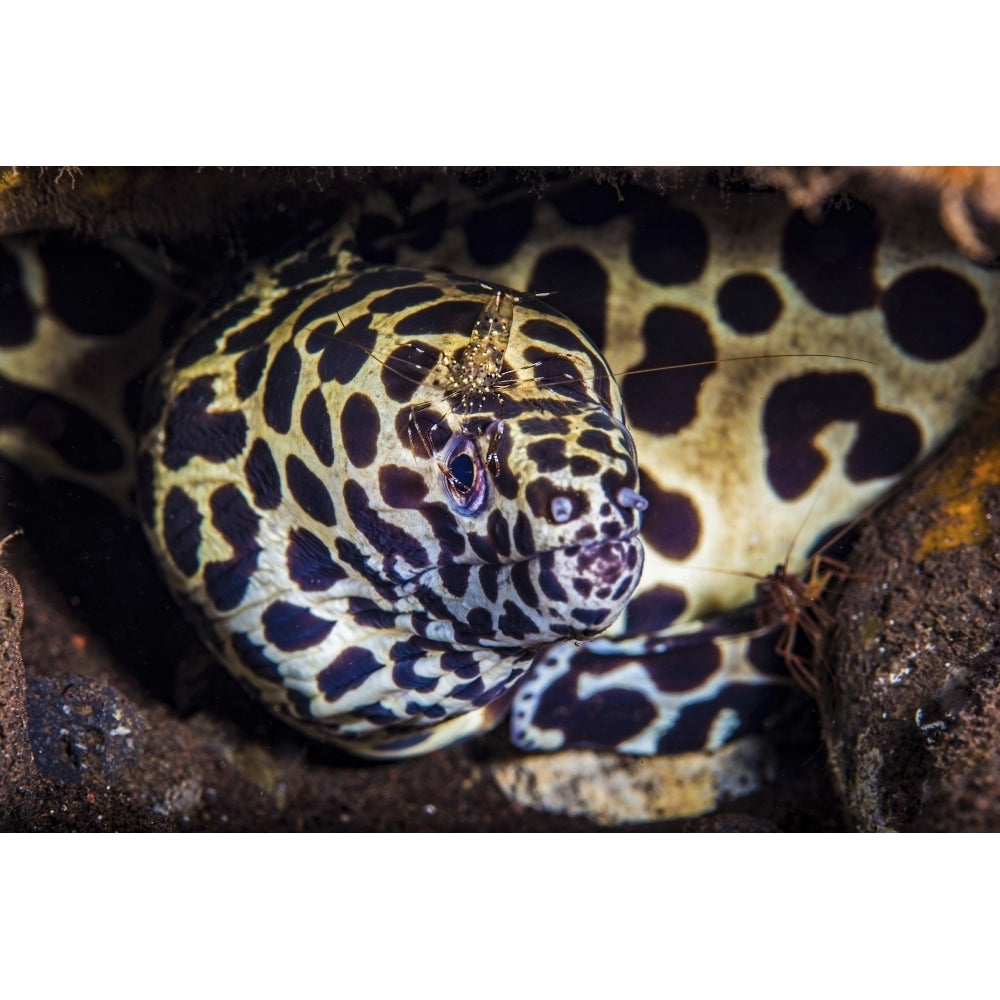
(137, 218), (645, 757)
(1, 172), (998, 759)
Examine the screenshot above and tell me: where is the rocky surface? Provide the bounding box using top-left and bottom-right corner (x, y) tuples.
(0, 469), (840, 831)
(821, 373), (1000, 831)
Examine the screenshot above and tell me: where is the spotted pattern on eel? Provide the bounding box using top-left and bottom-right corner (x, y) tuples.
(0, 173), (997, 758)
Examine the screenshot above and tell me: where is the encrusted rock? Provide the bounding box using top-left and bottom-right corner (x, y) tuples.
(821, 373), (1000, 831)
(490, 737), (778, 825)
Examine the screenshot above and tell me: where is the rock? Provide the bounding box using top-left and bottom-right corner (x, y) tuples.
(0, 565), (36, 825)
(821, 373), (1000, 831)
(490, 737), (779, 825)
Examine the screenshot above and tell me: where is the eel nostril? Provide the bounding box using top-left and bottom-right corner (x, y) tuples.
(616, 487), (648, 512)
(550, 495), (574, 523)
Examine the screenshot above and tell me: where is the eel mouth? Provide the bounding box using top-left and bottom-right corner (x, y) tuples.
(543, 534), (645, 637)
(405, 525), (645, 646)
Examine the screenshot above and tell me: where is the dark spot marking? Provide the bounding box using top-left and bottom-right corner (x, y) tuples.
(203, 484), (261, 612)
(584, 409), (620, 432)
(286, 454), (336, 526)
(235, 343), (269, 399)
(382, 340), (439, 404)
(465, 197), (535, 266)
(341, 393), (380, 468)
(439, 563), (471, 598)
(510, 560), (539, 608)
(372, 732), (431, 753)
(717, 272), (783, 334)
(441, 648), (481, 678)
(487, 509), (511, 557)
(352, 701), (401, 724)
(489, 419), (519, 501)
(577, 429), (611, 454)
(295, 295), (342, 336)
(244, 437), (281, 510)
(520, 661), (658, 751)
(232, 632), (282, 684)
(450, 677), (486, 702)
(528, 248), (608, 351)
(369, 284), (443, 313)
(379, 464), (429, 508)
(0, 243), (34, 346)
(336, 537), (397, 601)
(263, 341), (301, 434)
(570, 454), (601, 477)
(846, 410), (924, 484)
(519, 415), (571, 437)
(161, 376), (247, 471)
(356, 213), (398, 263)
(629, 209), (708, 287)
(468, 533), (497, 563)
(348, 597), (398, 631)
(223, 283), (319, 354)
(301, 388), (334, 466)
(335, 268), (437, 312)
(527, 436), (569, 473)
(466, 607), (493, 635)
(624, 584), (688, 635)
(638, 470), (701, 559)
(318, 313), (376, 384)
(391, 647), (440, 693)
(497, 599), (538, 640)
(881, 267), (986, 361)
(412, 587), (455, 628)
(162, 487), (202, 577)
(623, 306), (715, 436)
(522, 346), (588, 404)
(343, 478), (429, 568)
(177, 297), (258, 371)
(421, 502), (465, 556)
(551, 181), (625, 227)
(316, 646), (383, 702)
(395, 405), (451, 460)
(582, 640), (723, 719)
(275, 238), (340, 289)
(573, 607), (610, 627)
(478, 564), (499, 604)
(781, 200), (880, 314)
(404, 199), (449, 251)
(512, 510), (535, 556)
(262, 600), (335, 652)
(538, 566), (568, 603)
(393, 299), (484, 338)
(287, 527), (347, 591)
(764, 372), (923, 499)
(40, 237), (153, 337)
(657, 680), (793, 754)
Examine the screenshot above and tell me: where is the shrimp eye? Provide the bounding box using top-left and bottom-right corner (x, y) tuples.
(448, 453), (475, 495)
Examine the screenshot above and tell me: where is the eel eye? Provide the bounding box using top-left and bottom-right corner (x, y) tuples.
(441, 435), (488, 516)
(448, 453), (475, 495)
